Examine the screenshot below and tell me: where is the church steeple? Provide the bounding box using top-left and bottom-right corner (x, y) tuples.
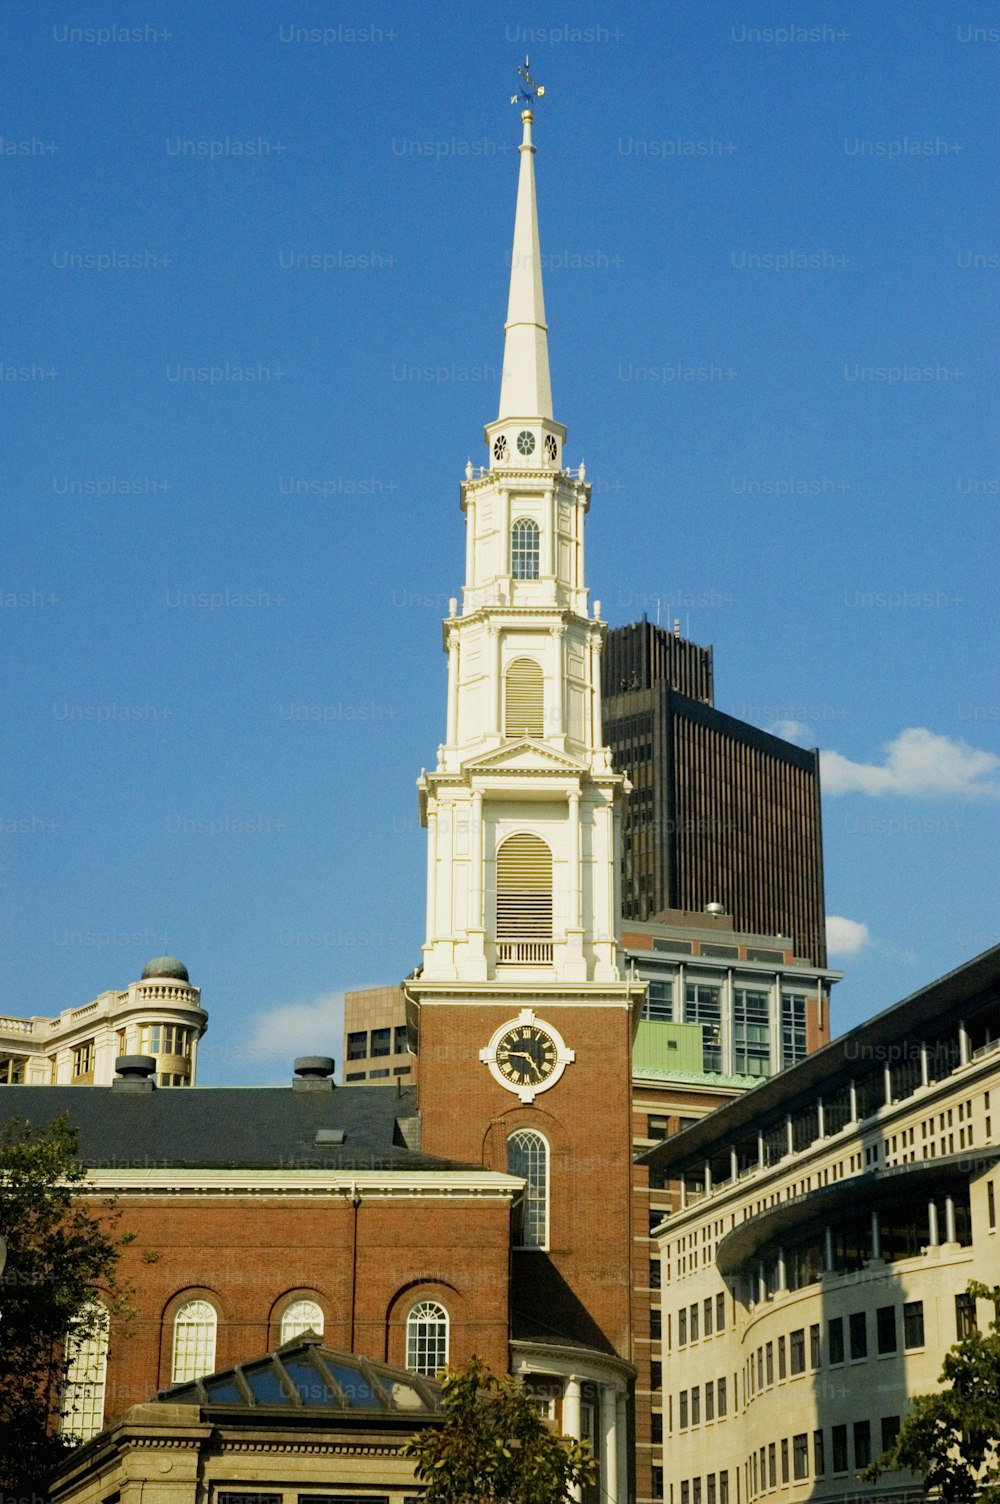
(498, 109), (552, 422)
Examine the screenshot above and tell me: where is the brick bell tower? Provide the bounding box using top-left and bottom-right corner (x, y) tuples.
(408, 67), (638, 1500)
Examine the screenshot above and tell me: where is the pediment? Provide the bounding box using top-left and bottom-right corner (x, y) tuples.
(461, 739), (588, 775)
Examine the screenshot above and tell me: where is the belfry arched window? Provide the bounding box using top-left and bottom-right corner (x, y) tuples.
(281, 1298), (325, 1343)
(171, 1298), (217, 1384)
(508, 1129), (549, 1248)
(511, 517), (540, 580)
(496, 832), (553, 964)
(60, 1302), (109, 1441)
(406, 1300), (449, 1376)
(504, 657), (544, 739)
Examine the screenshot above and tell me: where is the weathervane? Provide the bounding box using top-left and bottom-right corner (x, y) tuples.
(511, 56), (545, 107)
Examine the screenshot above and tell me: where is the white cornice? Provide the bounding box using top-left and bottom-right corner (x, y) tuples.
(80, 1167), (524, 1197)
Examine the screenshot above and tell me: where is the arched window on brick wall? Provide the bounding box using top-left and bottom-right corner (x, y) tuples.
(171, 1298), (217, 1384)
(60, 1302), (109, 1441)
(406, 1300), (449, 1377)
(280, 1298), (325, 1343)
(507, 1128), (549, 1248)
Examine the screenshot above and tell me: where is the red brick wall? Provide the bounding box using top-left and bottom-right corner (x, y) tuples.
(90, 1190), (511, 1425)
(417, 999), (634, 1358)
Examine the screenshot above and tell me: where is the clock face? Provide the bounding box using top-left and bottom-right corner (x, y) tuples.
(496, 1023), (557, 1088)
(479, 1010), (574, 1103)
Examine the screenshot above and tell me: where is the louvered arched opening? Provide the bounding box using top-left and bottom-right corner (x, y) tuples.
(504, 657), (544, 739)
(496, 832), (553, 965)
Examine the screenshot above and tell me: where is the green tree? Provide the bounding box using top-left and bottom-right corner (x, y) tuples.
(0, 1115), (133, 1494)
(863, 1281), (1000, 1504)
(406, 1355), (596, 1504)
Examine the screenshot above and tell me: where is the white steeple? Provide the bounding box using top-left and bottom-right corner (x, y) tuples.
(498, 110), (552, 422)
(415, 85), (628, 989)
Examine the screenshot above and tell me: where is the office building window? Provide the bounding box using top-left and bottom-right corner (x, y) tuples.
(346, 1031), (367, 1060)
(854, 1421), (871, 1470)
(705, 1380), (714, 1421)
(733, 988), (771, 1076)
(642, 980), (674, 1021)
(832, 1425), (848, 1473)
(370, 1027), (391, 1057)
(691, 1386), (700, 1425)
(810, 1323), (821, 1368)
(781, 994), (807, 1066)
(781, 1439), (789, 1484)
(394, 1024), (409, 1054)
(813, 1430), (825, 1477)
(716, 1291), (726, 1331)
(652, 1468), (664, 1500)
(679, 1390), (688, 1428)
(717, 1376), (727, 1416)
(790, 1328), (805, 1374)
(651, 1361), (662, 1390)
(903, 1301), (925, 1349)
(648, 1114), (669, 1141)
(956, 1292), (978, 1339)
(793, 1434), (809, 1480)
(704, 1296), (713, 1336)
(828, 1316), (844, 1364)
(877, 1305), (898, 1354)
(719, 1473), (728, 1504)
(690, 1302), (699, 1341)
(650, 1309), (662, 1340)
(850, 1311), (868, 1359)
(881, 1416), (900, 1451)
(678, 1307), (687, 1344)
(778, 1334), (786, 1378)
(686, 984), (722, 1071)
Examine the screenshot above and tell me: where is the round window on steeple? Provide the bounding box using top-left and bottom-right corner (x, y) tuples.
(544, 435), (557, 462)
(493, 435), (509, 462)
(516, 430), (536, 456)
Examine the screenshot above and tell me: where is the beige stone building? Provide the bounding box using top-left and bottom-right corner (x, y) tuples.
(0, 955), (206, 1087)
(639, 944), (1000, 1504)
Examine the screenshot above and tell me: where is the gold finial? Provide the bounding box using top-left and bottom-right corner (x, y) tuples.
(511, 55), (545, 107)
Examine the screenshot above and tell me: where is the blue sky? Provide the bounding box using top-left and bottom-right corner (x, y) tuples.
(3, 2), (998, 1084)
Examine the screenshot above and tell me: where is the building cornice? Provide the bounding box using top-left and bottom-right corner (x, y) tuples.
(80, 1167), (524, 1197)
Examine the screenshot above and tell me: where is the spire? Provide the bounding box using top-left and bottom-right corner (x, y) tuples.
(498, 107), (552, 421)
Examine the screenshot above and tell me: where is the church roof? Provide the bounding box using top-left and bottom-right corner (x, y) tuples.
(159, 1333), (444, 1416)
(0, 1083), (480, 1173)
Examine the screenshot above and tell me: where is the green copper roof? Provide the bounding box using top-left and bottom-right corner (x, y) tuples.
(141, 955), (189, 982)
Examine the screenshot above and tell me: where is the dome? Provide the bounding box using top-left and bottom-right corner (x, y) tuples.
(141, 955), (190, 983)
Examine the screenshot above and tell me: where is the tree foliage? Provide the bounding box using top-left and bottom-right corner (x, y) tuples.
(406, 1355), (596, 1504)
(0, 1115), (133, 1493)
(863, 1281), (1000, 1504)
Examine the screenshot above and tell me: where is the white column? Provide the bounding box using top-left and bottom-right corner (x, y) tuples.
(928, 1199), (939, 1247)
(870, 1210), (881, 1261)
(601, 1385), (619, 1504)
(615, 1393), (628, 1504)
(551, 625), (566, 738)
(464, 494), (476, 590)
(884, 1063), (893, 1105)
(959, 1021), (970, 1065)
(945, 1195), (957, 1244)
(568, 790), (582, 928)
(777, 1247), (786, 1291)
(824, 1225), (834, 1272)
(849, 1080), (858, 1121)
(563, 1377), (582, 1503)
(425, 806), (438, 940)
(730, 1146), (739, 1182)
(589, 630), (604, 747)
(469, 792), (483, 931)
(817, 1097), (825, 1137)
(446, 629), (459, 746)
(544, 486), (556, 579)
(498, 488), (511, 598)
(920, 1043), (929, 1086)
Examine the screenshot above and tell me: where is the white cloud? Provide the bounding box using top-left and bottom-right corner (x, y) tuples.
(767, 719), (813, 746)
(240, 990), (345, 1065)
(825, 916), (871, 956)
(821, 727), (1000, 799)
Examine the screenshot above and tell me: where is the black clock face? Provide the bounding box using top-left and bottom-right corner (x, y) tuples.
(496, 1023), (557, 1087)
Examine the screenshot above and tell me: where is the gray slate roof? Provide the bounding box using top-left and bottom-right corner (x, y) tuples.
(0, 1083), (478, 1173)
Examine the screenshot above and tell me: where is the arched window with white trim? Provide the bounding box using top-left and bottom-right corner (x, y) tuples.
(504, 657), (544, 739)
(280, 1298), (325, 1343)
(508, 1129), (549, 1248)
(496, 832), (553, 964)
(171, 1298), (217, 1384)
(406, 1300), (449, 1376)
(60, 1302), (109, 1441)
(511, 517), (540, 580)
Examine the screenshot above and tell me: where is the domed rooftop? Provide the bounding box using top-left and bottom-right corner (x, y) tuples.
(140, 955), (190, 983)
